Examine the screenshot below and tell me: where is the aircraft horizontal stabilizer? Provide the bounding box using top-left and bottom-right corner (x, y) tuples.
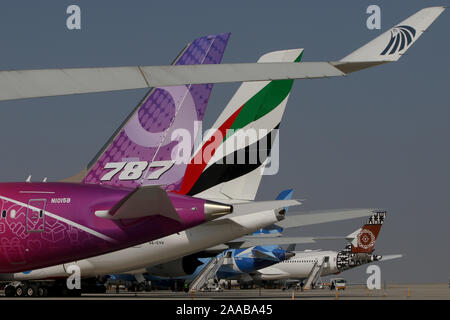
(95, 186), (181, 221)
(275, 209), (378, 229)
(230, 199), (301, 216)
(379, 254), (403, 262)
(251, 249), (279, 261)
(345, 228), (362, 241)
(310, 236), (353, 241)
(231, 236), (318, 248)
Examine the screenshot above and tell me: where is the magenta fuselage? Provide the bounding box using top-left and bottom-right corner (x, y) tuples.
(0, 182), (207, 273)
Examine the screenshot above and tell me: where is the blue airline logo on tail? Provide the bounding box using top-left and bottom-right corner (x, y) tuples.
(381, 25), (416, 55)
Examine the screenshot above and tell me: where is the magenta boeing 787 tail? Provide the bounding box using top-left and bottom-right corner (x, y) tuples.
(83, 33), (231, 192)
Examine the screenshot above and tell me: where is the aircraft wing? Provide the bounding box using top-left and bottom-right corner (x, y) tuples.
(231, 237), (318, 248)
(225, 235), (353, 248)
(275, 209), (378, 229)
(203, 208), (378, 251)
(0, 7), (444, 102)
(0, 62), (344, 101)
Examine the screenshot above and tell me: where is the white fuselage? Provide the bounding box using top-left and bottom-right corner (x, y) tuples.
(254, 250), (339, 281)
(3, 209), (282, 281)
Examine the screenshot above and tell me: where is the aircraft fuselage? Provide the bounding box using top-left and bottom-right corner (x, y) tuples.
(0, 182), (207, 273)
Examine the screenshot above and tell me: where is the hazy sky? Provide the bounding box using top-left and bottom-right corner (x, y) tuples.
(0, 0), (448, 283)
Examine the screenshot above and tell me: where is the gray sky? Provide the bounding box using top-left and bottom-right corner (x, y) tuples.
(0, 0), (448, 283)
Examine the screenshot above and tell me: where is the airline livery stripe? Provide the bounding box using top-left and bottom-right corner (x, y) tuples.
(19, 191), (55, 194)
(228, 52), (302, 133)
(187, 125), (279, 196)
(177, 105), (244, 195)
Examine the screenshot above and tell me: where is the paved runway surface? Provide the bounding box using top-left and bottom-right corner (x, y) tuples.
(1, 283), (449, 300)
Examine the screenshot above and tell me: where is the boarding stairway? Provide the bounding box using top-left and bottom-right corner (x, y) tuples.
(304, 256), (327, 289)
(189, 256), (225, 292)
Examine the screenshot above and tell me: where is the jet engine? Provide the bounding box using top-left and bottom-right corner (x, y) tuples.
(145, 254), (204, 278)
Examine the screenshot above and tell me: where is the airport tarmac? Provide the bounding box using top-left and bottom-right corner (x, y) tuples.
(0, 283), (449, 300)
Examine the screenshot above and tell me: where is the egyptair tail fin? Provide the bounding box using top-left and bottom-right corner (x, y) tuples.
(335, 7), (446, 73)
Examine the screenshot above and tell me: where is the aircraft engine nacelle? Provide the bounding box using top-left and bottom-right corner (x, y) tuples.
(145, 254), (204, 278)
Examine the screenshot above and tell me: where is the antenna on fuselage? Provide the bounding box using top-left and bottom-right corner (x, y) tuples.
(26, 175), (32, 182)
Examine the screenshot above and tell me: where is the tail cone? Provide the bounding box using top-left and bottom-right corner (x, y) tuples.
(204, 201), (233, 221)
(285, 252), (295, 260)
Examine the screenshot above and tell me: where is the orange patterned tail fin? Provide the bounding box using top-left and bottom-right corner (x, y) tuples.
(349, 211), (386, 253)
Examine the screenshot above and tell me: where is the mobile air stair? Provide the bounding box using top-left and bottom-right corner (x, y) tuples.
(189, 256), (225, 292)
(304, 256), (328, 289)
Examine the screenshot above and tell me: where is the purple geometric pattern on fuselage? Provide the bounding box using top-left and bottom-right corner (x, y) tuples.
(0, 197), (106, 266)
(83, 33), (230, 191)
(0, 182), (208, 273)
